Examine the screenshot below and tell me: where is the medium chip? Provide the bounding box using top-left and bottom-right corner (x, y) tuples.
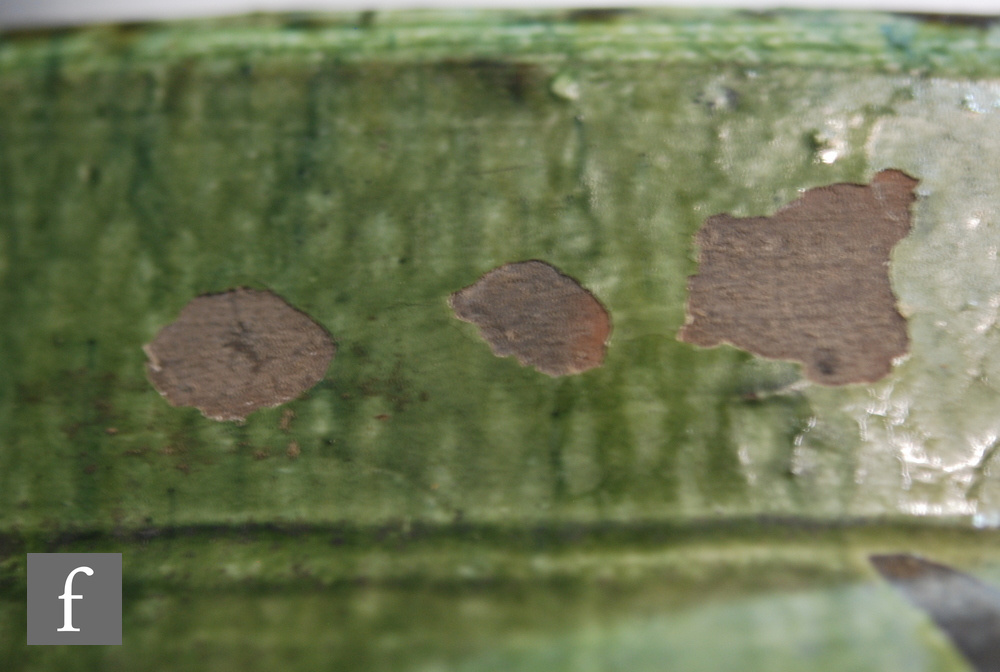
(678, 169), (918, 385)
(449, 260), (611, 376)
(144, 288), (335, 421)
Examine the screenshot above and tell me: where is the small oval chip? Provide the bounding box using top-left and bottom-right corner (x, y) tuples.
(449, 260), (611, 376)
(144, 288), (335, 421)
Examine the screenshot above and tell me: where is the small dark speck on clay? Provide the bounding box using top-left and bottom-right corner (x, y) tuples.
(678, 169), (918, 386)
(143, 287), (335, 421)
(449, 260), (611, 376)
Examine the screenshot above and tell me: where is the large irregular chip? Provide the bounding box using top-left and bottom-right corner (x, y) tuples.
(678, 169), (918, 385)
(449, 260), (611, 376)
(144, 288), (335, 421)
(870, 554), (1000, 672)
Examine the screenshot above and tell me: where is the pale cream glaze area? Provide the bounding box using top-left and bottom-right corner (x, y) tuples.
(795, 80), (1000, 520)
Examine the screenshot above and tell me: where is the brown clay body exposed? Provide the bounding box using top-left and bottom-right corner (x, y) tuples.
(449, 260), (611, 376)
(678, 169), (918, 385)
(144, 288), (335, 421)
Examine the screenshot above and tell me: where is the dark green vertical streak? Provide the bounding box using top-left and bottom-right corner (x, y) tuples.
(446, 108), (483, 273)
(427, 65), (481, 279)
(258, 59), (320, 275)
(592, 383), (627, 506)
(547, 379), (574, 503)
(17, 38), (65, 323)
(292, 62), (324, 253)
(0, 114), (17, 510)
(38, 35), (64, 117)
(657, 342), (694, 507)
(322, 63), (365, 308)
(65, 371), (117, 525)
(591, 371), (631, 509)
(226, 423), (252, 516)
(121, 78), (164, 242)
(109, 62), (171, 302)
(52, 341), (122, 526)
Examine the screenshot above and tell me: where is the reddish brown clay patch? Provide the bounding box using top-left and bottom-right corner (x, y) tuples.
(678, 169), (918, 385)
(144, 288), (335, 421)
(449, 260), (611, 376)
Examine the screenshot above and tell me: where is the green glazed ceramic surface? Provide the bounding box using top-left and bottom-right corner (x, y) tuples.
(3, 9), (1000, 671)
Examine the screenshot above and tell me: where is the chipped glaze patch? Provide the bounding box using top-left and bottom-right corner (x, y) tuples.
(449, 260), (611, 376)
(144, 288), (335, 421)
(678, 169), (917, 386)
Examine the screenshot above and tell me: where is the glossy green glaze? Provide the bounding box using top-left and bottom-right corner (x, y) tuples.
(3, 9), (1000, 671)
